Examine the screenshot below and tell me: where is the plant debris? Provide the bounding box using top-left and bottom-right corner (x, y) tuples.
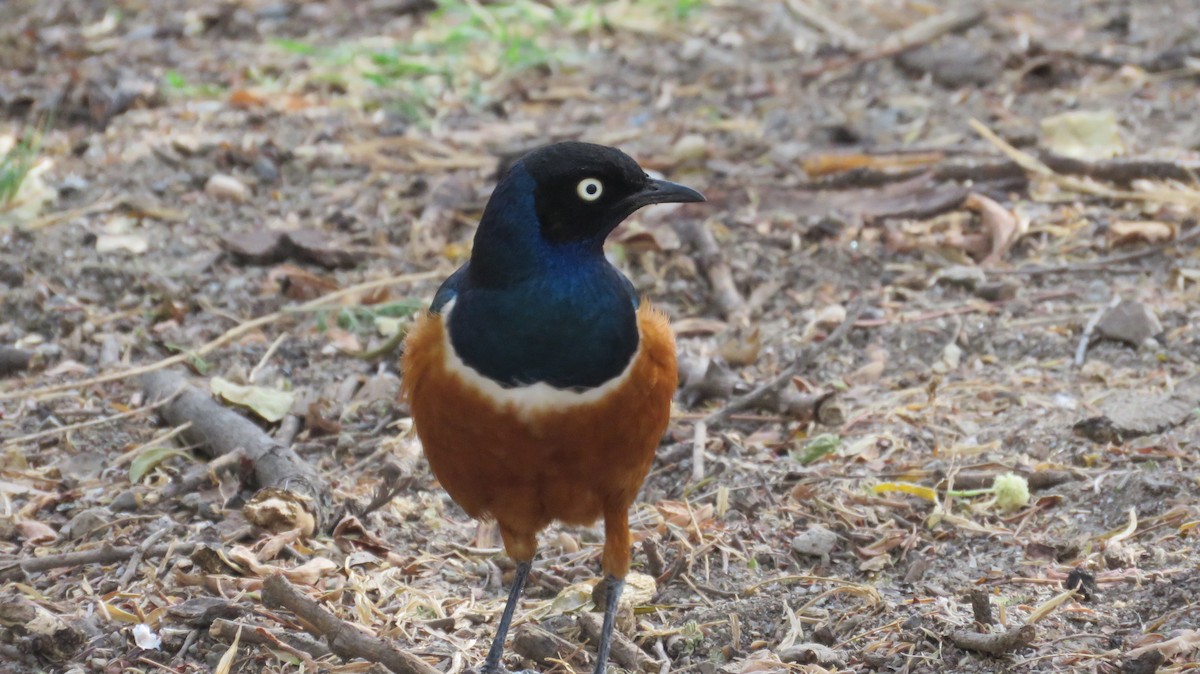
(3, 1), (1200, 673)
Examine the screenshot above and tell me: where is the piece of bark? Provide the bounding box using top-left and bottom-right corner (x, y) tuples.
(1073, 377), (1200, 444)
(165, 597), (244, 628)
(286, 229), (362, 269)
(220, 230), (288, 265)
(142, 370), (331, 532)
(967, 590), (994, 626)
(578, 611), (656, 673)
(0, 347), (34, 376)
(950, 624), (1035, 656)
(1121, 650), (1166, 674)
(261, 574), (438, 674)
(0, 595), (85, 663)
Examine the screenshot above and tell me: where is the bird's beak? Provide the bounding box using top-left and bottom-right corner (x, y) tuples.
(634, 178), (707, 208)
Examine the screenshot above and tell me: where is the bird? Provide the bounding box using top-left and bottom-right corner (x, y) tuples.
(401, 141), (704, 673)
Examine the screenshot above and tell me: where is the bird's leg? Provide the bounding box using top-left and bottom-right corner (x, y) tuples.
(481, 559), (531, 674)
(595, 506), (632, 673)
(594, 574), (626, 674)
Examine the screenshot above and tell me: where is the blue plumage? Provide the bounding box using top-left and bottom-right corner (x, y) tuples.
(432, 162), (639, 390)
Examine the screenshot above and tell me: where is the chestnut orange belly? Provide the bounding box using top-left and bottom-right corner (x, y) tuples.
(401, 303), (676, 575)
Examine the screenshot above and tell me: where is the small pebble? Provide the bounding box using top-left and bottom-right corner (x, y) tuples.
(205, 173), (251, 202)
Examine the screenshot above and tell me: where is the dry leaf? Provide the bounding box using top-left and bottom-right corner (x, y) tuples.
(1108, 220), (1174, 247)
(964, 192), (1024, 265)
(95, 233), (150, 254)
(718, 326), (761, 366)
(210, 377), (295, 423)
(228, 89), (267, 109)
(17, 519), (57, 545)
(1040, 110), (1124, 161)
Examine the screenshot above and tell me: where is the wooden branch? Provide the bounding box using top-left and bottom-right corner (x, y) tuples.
(0, 269), (440, 402)
(801, 8), (987, 79)
(142, 370), (331, 532)
(578, 612), (657, 673)
(0, 347), (33, 376)
(784, 0), (869, 51)
(1042, 153), (1200, 186)
(3, 541), (198, 582)
(950, 624), (1035, 656)
(998, 225), (1200, 279)
(675, 220), (748, 323)
(703, 300), (865, 427)
(261, 574), (439, 674)
(210, 618), (332, 660)
(797, 154), (1200, 192)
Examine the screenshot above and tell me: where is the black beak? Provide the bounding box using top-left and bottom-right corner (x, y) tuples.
(637, 178), (706, 207)
(619, 178), (706, 216)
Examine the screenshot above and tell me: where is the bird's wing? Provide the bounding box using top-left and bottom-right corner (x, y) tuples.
(430, 263), (469, 314)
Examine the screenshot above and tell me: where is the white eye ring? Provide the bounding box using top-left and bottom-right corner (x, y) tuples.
(576, 178), (603, 201)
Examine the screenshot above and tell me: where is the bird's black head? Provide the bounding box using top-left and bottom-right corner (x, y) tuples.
(520, 142), (706, 245)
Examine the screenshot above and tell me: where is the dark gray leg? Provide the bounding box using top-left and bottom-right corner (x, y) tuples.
(481, 560), (532, 674)
(594, 575), (626, 674)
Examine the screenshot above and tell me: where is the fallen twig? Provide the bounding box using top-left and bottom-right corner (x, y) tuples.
(210, 618), (331, 663)
(3, 541), (199, 582)
(998, 225), (1200, 278)
(784, 0), (868, 51)
(117, 527), (170, 586)
(801, 8), (987, 79)
(690, 421), (707, 482)
(1075, 295), (1119, 367)
(2, 392), (178, 449)
(675, 219), (748, 323)
(0, 270), (440, 402)
(704, 299), (865, 427)
(578, 611), (657, 673)
(950, 624), (1036, 656)
(143, 370), (331, 532)
(853, 290), (1078, 328)
(799, 154), (1200, 191)
(970, 118), (1200, 207)
(261, 574), (439, 674)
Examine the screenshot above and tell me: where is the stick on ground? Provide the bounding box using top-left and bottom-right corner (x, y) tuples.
(0, 269), (439, 402)
(3, 542), (199, 582)
(704, 299), (865, 427)
(675, 219), (748, 323)
(578, 611), (657, 673)
(261, 574), (439, 674)
(950, 624), (1035, 656)
(142, 369), (331, 532)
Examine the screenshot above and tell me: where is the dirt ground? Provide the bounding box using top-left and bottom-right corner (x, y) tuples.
(2, 0), (1199, 672)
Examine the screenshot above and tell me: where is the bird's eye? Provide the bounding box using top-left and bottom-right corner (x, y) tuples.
(576, 178), (603, 202)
